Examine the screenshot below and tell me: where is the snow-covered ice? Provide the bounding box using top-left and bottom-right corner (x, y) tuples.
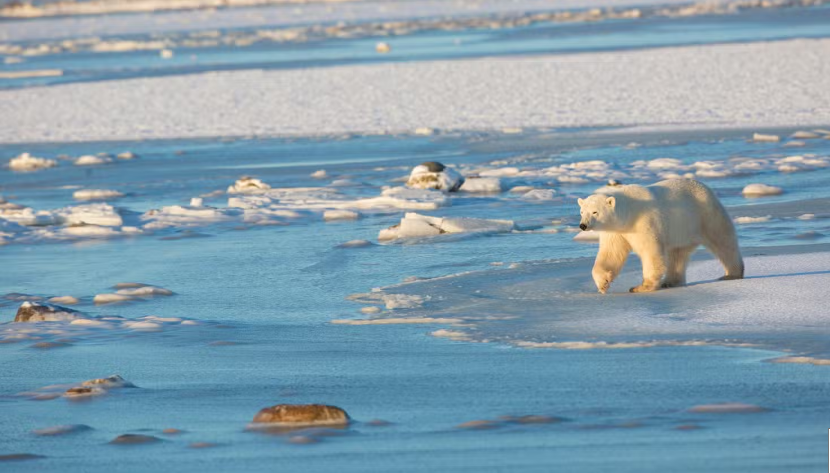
(378, 212), (514, 241)
(8, 153), (58, 172)
(3, 39), (829, 143)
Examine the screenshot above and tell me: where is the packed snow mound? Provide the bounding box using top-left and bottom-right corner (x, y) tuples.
(8, 153), (58, 172)
(227, 177), (272, 194)
(379, 212), (514, 241)
(406, 162), (464, 193)
(742, 183), (783, 197)
(73, 189), (124, 201)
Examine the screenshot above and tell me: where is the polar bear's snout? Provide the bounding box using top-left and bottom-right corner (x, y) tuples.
(579, 223), (588, 231)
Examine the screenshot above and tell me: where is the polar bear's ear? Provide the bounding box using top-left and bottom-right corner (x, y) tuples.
(606, 196), (615, 208)
(577, 198), (584, 207)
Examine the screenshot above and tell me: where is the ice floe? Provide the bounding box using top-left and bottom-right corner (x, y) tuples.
(459, 178), (503, 193)
(378, 212), (514, 241)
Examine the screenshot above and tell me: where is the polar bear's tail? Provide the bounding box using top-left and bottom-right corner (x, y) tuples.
(697, 182), (744, 279)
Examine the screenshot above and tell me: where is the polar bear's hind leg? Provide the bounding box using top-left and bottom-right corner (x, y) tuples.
(662, 245), (697, 288)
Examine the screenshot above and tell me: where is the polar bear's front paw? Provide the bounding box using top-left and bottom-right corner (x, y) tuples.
(593, 271), (611, 294)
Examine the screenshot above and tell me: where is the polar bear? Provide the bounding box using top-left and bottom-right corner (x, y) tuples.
(577, 179), (743, 294)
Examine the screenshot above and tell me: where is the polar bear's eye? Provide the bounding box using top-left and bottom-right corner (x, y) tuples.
(592, 211), (598, 216)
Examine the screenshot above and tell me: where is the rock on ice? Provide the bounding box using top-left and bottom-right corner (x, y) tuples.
(227, 177), (271, 194)
(406, 162), (464, 192)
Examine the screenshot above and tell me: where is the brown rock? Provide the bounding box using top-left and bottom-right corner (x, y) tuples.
(110, 434), (161, 445)
(251, 404), (349, 426)
(14, 302), (81, 322)
(162, 428), (184, 435)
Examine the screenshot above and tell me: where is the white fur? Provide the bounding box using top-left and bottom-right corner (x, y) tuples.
(577, 179), (743, 294)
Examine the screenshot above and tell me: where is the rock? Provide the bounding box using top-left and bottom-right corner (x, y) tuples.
(162, 428), (184, 435)
(688, 402), (769, 414)
(251, 404), (350, 426)
(117, 152), (138, 160)
(503, 415), (562, 424)
(110, 434), (161, 445)
(93, 293), (136, 304)
(375, 42), (391, 53)
(64, 386), (104, 397)
(455, 420), (500, 430)
(406, 161), (464, 192)
(0, 454), (45, 461)
(32, 424), (92, 436)
(14, 302), (81, 322)
(791, 130), (821, 139)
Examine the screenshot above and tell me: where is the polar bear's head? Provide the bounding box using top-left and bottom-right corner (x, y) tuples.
(577, 194), (617, 231)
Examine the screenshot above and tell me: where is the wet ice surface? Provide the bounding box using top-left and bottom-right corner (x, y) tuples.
(2, 129), (830, 471)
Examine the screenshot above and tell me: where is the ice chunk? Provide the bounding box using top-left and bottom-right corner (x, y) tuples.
(742, 183), (783, 197)
(379, 212), (513, 241)
(73, 189), (124, 201)
(115, 286), (174, 297)
(74, 155), (113, 166)
(520, 189), (557, 201)
(752, 133), (780, 142)
(459, 177), (502, 193)
(8, 153), (57, 172)
(734, 216), (772, 224)
(323, 210), (360, 221)
(310, 170), (328, 179)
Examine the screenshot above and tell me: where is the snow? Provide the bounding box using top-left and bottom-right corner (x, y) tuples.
(348, 248), (830, 360)
(8, 153), (58, 172)
(115, 286), (174, 296)
(378, 212), (514, 241)
(3, 39), (829, 143)
(520, 189), (558, 201)
(93, 293), (135, 304)
(742, 183), (784, 197)
(73, 189), (124, 201)
(752, 133), (780, 142)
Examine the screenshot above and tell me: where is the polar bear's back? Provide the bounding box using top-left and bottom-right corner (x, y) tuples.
(607, 179), (729, 247)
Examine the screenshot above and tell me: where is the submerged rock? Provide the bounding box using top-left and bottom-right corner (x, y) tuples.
(32, 424), (92, 436)
(110, 434), (161, 445)
(406, 161), (464, 192)
(0, 453), (45, 461)
(688, 402), (769, 414)
(251, 404), (350, 426)
(14, 301), (82, 322)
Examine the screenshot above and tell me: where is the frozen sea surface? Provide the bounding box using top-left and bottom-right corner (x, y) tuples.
(2, 128), (830, 471)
